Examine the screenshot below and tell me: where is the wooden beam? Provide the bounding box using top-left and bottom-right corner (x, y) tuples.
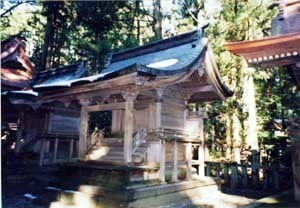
(86, 102), (126, 112)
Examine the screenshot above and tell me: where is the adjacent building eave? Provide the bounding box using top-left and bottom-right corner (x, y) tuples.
(224, 32), (300, 66)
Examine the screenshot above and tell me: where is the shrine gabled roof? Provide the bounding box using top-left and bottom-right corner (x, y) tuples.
(33, 30), (208, 89)
(103, 30), (206, 75)
(28, 30), (232, 102)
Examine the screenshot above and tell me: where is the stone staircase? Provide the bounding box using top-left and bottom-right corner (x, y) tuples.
(85, 139), (124, 164)
(85, 138), (149, 165)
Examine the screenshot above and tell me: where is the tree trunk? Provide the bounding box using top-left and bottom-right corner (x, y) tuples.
(152, 0), (162, 39)
(233, 107), (241, 163)
(40, 3), (56, 71)
(242, 62), (259, 151)
(225, 114), (232, 160)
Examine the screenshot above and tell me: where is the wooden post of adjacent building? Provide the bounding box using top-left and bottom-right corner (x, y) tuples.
(172, 140), (178, 182)
(198, 107), (205, 178)
(79, 99), (90, 159)
(123, 91), (137, 164)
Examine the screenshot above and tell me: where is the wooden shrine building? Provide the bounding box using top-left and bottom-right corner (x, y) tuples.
(4, 30), (232, 185)
(225, 0), (300, 201)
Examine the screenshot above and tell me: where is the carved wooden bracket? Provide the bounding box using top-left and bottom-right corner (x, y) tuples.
(122, 90), (138, 101)
(78, 97), (92, 106)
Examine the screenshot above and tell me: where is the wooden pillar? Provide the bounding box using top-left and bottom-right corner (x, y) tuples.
(155, 88), (164, 129)
(186, 142), (192, 180)
(172, 140), (178, 182)
(159, 139), (166, 183)
(198, 108), (205, 178)
(69, 139), (74, 161)
(79, 98), (90, 158)
(123, 91), (137, 164)
(53, 138), (58, 164)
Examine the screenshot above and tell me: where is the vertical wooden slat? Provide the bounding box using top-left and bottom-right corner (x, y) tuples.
(172, 140), (178, 182)
(159, 139), (166, 183)
(39, 139), (45, 166)
(53, 138), (58, 164)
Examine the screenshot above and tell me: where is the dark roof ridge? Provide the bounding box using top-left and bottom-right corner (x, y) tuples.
(37, 62), (84, 75)
(109, 30), (201, 63)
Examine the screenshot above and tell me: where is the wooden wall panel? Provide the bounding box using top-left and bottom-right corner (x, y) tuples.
(161, 96), (185, 130)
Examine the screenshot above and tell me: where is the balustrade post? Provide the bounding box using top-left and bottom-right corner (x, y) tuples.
(272, 163), (280, 190)
(242, 165), (248, 188)
(206, 162), (211, 177)
(224, 163), (229, 184)
(230, 163), (239, 189)
(263, 167), (269, 190)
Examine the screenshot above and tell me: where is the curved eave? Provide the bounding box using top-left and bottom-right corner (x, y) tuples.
(224, 32), (300, 65)
(203, 45), (233, 100)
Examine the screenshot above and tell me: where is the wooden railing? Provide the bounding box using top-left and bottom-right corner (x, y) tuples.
(132, 128), (147, 154)
(204, 161), (291, 190)
(155, 128), (201, 141)
(39, 137), (79, 166)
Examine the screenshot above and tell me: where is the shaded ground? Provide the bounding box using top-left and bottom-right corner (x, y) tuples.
(256, 191), (300, 208)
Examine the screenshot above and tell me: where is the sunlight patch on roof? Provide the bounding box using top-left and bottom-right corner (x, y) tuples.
(146, 58), (179, 68)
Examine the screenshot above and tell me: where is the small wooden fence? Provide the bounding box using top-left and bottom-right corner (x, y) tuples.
(39, 137), (79, 166)
(204, 161), (291, 190)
